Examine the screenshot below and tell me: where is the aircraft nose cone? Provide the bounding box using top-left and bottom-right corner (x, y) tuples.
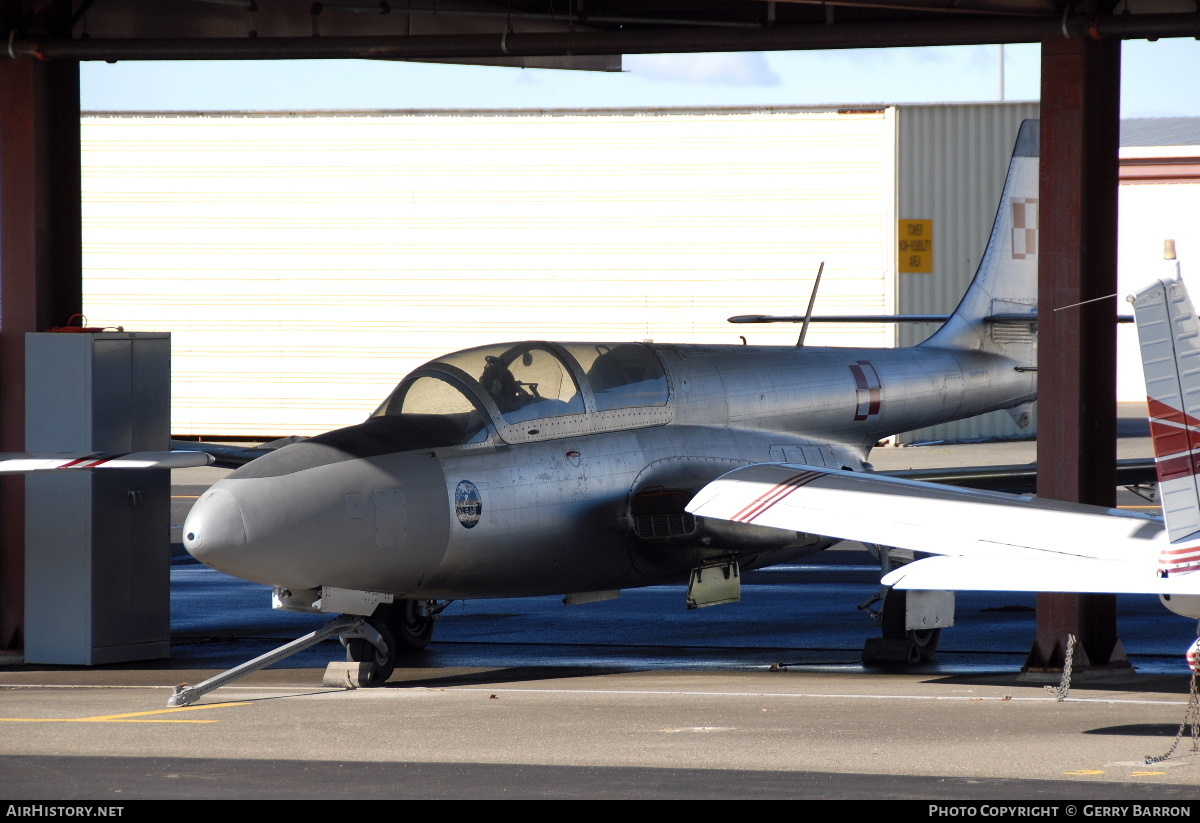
(183, 488), (248, 567)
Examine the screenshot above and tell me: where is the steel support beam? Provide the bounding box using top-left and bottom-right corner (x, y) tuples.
(1027, 36), (1125, 675)
(0, 57), (82, 649)
(7, 13), (1200, 62)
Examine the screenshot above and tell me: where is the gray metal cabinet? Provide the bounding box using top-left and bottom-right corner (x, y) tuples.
(24, 332), (172, 665)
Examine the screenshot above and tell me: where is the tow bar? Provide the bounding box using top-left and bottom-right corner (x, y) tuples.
(168, 615), (366, 707)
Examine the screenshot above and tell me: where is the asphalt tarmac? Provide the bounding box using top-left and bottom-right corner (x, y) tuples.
(5, 423), (1200, 801)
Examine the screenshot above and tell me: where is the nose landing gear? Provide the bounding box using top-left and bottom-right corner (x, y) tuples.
(343, 621), (397, 686)
(342, 599), (440, 685)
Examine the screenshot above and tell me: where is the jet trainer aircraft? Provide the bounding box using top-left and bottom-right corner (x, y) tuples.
(179, 120), (1045, 686)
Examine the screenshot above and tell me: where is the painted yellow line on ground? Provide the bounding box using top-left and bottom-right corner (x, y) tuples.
(173, 495), (200, 499)
(0, 718), (217, 723)
(85, 702), (252, 721)
(0, 701), (250, 723)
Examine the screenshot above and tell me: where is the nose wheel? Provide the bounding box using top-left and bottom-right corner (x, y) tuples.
(344, 621), (396, 686)
(342, 599), (438, 686)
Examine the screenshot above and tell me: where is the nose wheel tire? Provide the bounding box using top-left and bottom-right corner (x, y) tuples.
(345, 620), (396, 686)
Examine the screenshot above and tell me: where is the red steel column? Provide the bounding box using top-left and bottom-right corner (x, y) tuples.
(0, 58), (82, 650)
(1028, 36), (1125, 673)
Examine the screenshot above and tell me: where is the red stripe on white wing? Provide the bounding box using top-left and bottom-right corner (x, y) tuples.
(0, 450), (209, 473)
(732, 471), (823, 524)
(60, 454), (127, 469)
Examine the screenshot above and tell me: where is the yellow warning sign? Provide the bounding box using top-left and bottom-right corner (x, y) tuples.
(898, 219), (933, 273)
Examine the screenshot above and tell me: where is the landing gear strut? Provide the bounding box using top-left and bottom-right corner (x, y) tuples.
(880, 588), (940, 662)
(860, 544), (952, 665)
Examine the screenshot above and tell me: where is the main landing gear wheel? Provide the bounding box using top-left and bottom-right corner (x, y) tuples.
(344, 620), (396, 686)
(378, 599), (436, 650)
(881, 588), (940, 663)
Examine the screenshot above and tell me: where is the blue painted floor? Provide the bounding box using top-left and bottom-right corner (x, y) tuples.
(169, 554), (1196, 676)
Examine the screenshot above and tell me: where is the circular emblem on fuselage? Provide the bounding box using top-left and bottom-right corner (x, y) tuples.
(454, 480), (483, 529)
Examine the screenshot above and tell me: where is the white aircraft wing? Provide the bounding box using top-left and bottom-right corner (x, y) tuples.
(878, 554), (1200, 596)
(684, 462), (1191, 594)
(0, 450), (213, 473)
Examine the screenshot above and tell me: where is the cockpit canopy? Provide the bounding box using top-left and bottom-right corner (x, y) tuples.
(563, 342), (670, 412)
(372, 341), (670, 445)
(376, 374), (492, 446)
(437, 343), (586, 425)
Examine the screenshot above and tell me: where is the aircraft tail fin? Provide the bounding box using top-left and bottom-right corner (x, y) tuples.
(1129, 252), (1200, 559)
(919, 119), (1039, 356)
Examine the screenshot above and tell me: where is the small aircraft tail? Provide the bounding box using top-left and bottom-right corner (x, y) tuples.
(1129, 250), (1200, 564)
(919, 119), (1039, 358)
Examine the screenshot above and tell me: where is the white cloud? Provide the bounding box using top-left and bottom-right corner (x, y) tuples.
(625, 53), (781, 87)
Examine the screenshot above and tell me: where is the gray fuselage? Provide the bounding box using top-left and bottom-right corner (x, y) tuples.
(182, 339), (1035, 599)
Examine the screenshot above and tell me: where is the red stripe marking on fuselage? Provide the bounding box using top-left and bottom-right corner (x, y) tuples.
(1160, 544), (1200, 558)
(859, 361), (882, 416)
(732, 471), (824, 524)
(850, 365), (868, 421)
(1166, 564), (1200, 577)
(1159, 539), (1200, 576)
(850, 362), (882, 422)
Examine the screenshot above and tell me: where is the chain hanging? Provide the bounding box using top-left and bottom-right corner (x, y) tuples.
(1145, 669), (1200, 765)
(1044, 634), (1077, 702)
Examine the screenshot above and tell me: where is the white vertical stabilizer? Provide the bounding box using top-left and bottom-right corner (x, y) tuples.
(1129, 252), (1200, 554)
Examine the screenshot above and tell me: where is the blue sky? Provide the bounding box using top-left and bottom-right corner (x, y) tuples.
(80, 39), (1199, 117)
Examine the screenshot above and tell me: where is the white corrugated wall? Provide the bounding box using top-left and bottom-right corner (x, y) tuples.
(894, 102), (1040, 444)
(82, 107), (898, 437)
(1116, 148), (1200, 404)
